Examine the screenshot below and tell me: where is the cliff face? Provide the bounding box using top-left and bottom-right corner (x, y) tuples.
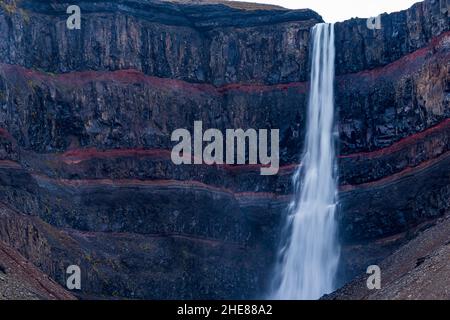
(0, 0), (448, 299)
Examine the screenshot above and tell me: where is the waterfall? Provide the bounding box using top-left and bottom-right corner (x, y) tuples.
(271, 23), (340, 300)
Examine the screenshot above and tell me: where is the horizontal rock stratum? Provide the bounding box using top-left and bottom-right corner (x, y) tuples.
(0, 0), (449, 299)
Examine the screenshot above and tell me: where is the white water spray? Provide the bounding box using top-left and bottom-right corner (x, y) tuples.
(271, 23), (340, 300)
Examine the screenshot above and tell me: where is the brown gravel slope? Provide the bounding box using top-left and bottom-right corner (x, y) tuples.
(0, 240), (76, 300)
(327, 212), (450, 300)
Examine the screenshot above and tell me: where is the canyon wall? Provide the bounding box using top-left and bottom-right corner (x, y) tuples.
(0, 0), (448, 298)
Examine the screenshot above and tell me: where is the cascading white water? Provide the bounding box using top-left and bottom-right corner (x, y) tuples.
(271, 23), (340, 300)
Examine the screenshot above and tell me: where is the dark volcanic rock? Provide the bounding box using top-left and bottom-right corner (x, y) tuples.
(334, 0), (449, 75)
(0, 0), (320, 85)
(0, 0), (448, 299)
(0, 201), (274, 299)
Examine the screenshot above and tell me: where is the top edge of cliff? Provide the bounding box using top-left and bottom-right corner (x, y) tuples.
(334, 0), (425, 25)
(8, 0), (324, 29)
(164, 0), (286, 11)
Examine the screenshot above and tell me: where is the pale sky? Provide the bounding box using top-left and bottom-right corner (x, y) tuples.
(230, 0), (421, 22)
